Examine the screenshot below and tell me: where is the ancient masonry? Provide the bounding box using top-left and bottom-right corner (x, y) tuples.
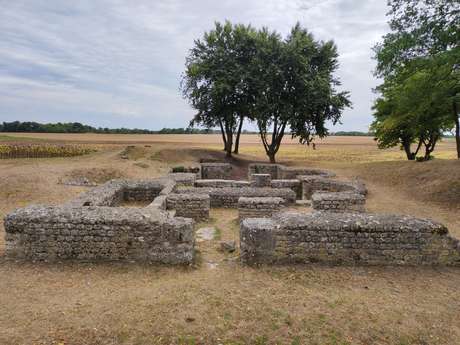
(4, 162), (460, 265)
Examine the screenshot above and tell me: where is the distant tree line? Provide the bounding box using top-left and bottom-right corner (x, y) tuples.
(182, 21), (350, 162)
(0, 121), (219, 135)
(372, 0), (459, 161)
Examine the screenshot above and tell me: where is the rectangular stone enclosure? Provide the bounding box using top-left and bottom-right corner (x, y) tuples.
(240, 212), (460, 266)
(4, 179), (195, 264)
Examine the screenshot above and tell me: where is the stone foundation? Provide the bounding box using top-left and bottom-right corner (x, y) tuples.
(248, 163), (335, 180)
(312, 192), (365, 213)
(238, 197), (284, 220)
(271, 179), (302, 199)
(5, 178), (195, 264)
(5, 206), (194, 264)
(250, 174), (271, 187)
(248, 163), (281, 179)
(167, 173), (197, 187)
(301, 176), (367, 199)
(201, 163), (231, 179)
(195, 179), (250, 188)
(240, 212), (460, 266)
(175, 187), (296, 208)
(166, 193), (210, 221)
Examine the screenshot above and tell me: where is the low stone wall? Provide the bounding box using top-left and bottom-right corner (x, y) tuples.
(65, 179), (175, 207)
(250, 174), (271, 187)
(301, 176), (367, 199)
(271, 179), (302, 200)
(248, 164), (335, 180)
(195, 179), (250, 188)
(312, 192), (366, 213)
(4, 206), (194, 264)
(201, 163), (231, 180)
(238, 197), (284, 220)
(167, 173), (197, 187)
(166, 193), (210, 221)
(279, 167), (335, 179)
(248, 163), (281, 179)
(175, 187), (296, 208)
(240, 212), (460, 266)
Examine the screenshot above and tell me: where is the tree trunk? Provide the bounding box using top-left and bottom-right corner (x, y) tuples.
(268, 150), (276, 163)
(402, 140), (415, 160)
(218, 120), (227, 151)
(233, 115), (244, 154)
(225, 129), (233, 158)
(454, 101), (460, 159)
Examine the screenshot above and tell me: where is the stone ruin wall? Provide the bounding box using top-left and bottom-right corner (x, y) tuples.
(240, 212), (460, 266)
(311, 192), (366, 213)
(201, 163), (232, 180)
(238, 197), (284, 221)
(175, 186), (296, 208)
(166, 193), (210, 221)
(5, 178), (195, 264)
(301, 176), (367, 199)
(5, 205), (194, 264)
(4, 161), (460, 267)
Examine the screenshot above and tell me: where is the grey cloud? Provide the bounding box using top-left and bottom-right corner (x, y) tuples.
(0, 0), (389, 131)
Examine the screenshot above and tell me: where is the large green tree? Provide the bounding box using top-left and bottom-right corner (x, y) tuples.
(181, 22), (257, 157)
(250, 24), (351, 163)
(371, 61), (455, 160)
(374, 0), (460, 157)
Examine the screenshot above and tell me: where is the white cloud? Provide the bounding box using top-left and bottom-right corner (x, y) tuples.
(0, 0), (389, 131)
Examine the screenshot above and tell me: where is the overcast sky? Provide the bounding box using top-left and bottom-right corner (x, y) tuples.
(0, 0), (389, 131)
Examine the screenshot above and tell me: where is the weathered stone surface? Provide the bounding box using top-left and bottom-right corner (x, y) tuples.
(166, 193), (210, 221)
(219, 240), (236, 253)
(201, 163), (231, 180)
(250, 174), (271, 187)
(248, 163), (281, 179)
(300, 176), (367, 199)
(4, 205), (194, 264)
(167, 173), (197, 187)
(312, 192), (366, 213)
(240, 211), (460, 266)
(195, 179), (250, 188)
(248, 163), (335, 180)
(271, 179), (302, 199)
(176, 187), (296, 208)
(238, 197), (284, 220)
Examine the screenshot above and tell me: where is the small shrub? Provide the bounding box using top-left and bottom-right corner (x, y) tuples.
(172, 166), (185, 173)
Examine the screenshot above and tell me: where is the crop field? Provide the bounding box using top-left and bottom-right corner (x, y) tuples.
(1, 133), (459, 345)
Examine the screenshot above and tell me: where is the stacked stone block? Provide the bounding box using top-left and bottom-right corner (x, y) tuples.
(250, 174), (271, 187)
(195, 179), (250, 188)
(201, 163), (231, 180)
(166, 193), (210, 221)
(240, 212), (460, 266)
(4, 206), (194, 264)
(279, 167), (335, 179)
(271, 180), (302, 200)
(167, 173), (197, 187)
(301, 176), (367, 199)
(311, 192), (366, 213)
(238, 197), (284, 220)
(175, 187), (296, 208)
(248, 163), (281, 179)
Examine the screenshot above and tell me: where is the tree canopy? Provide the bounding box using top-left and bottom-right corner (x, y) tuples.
(182, 22), (351, 162)
(372, 0), (460, 160)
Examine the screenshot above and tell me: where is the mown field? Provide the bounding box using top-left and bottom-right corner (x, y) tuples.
(1, 133), (459, 345)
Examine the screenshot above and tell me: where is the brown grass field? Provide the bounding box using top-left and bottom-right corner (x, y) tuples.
(1, 133), (459, 345)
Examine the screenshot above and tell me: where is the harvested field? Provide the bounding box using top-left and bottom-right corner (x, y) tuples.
(1, 134), (459, 345)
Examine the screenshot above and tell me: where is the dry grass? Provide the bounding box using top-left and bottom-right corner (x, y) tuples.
(0, 134), (459, 345)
